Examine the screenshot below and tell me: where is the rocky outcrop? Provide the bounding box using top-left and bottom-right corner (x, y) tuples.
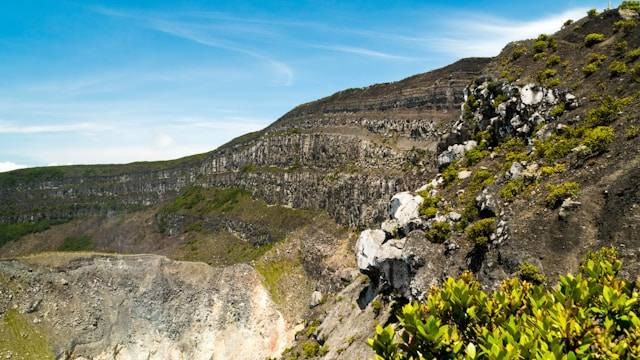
(0, 254), (291, 360)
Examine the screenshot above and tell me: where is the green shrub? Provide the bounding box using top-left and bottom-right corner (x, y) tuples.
(563, 19), (573, 27)
(608, 60), (628, 76)
(549, 102), (565, 117)
(532, 52), (545, 61)
(614, 19), (638, 33)
(626, 125), (640, 139)
(465, 147), (489, 166)
(534, 133), (581, 161)
(441, 163), (459, 187)
(511, 46), (527, 61)
(545, 182), (580, 208)
(540, 163), (566, 177)
(369, 248), (640, 360)
(587, 8), (598, 17)
(627, 48), (640, 61)
(546, 54), (561, 67)
(518, 262), (546, 285)
(301, 341), (321, 357)
(425, 221), (452, 244)
(491, 94), (508, 108)
(499, 178), (526, 202)
(533, 40), (547, 53)
(620, 1), (640, 11)
(615, 40), (629, 56)
(418, 193), (441, 219)
(582, 62), (599, 76)
(464, 218), (496, 246)
(586, 96), (632, 127)
(632, 63), (640, 81)
(582, 126), (615, 153)
(58, 235), (93, 252)
(371, 299), (383, 315)
(584, 33), (605, 47)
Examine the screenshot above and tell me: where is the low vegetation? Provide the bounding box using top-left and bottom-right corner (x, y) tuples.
(57, 235), (93, 252)
(369, 248), (640, 360)
(545, 182), (580, 208)
(584, 33), (605, 47)
(0, 220), (61, 248)
(464, 218), (496, 246)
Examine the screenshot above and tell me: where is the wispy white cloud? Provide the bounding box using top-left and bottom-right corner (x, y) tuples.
(311, 44), (420, 61)
(93, 7), (295, 86)
(422, 8), (589, 57)
(0, 161), (28, 173)
(0, 122), (106, 134)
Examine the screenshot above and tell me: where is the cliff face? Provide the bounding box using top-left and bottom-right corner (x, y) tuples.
(0, 253), (291, 360)
(0, 58), (490, 228)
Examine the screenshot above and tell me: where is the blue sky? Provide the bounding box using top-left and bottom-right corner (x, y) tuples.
(0, 0), (612, 171)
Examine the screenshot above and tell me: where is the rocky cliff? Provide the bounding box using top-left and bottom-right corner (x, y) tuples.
(0, 253), (291, 360)
(0, 58), (489, 228)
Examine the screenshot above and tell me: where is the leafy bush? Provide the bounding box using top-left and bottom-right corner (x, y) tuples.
(511, 46), (526, 61)
(58, 235), (93, 252)
(620, 1), (640, 11)
(500, 178), (527, 203)
(533, 40), (547, 53)
(615, 40), (629, 56)
(582, 126), (615, 153)
(608, 60), (628, 77)
(540, 163), (566, 177)
(465, 148), (489, 166)
(369, 248), (640, 360)
(628, 48), (640, 61)
(549, 102), (565, 117)
(464, 218), (496, 245)
(626, 125), (640, 139)
(425, 221), (452, 244)
(441, 163), (459, 187)
(614, 19), (638, 33)
(532, 52), (545, 61)
(301, 340), (327, 357)
(584, 33), (605, 47)
(563, 19), (573, 27)
(582, 52), (607, 75)
(518, 262), (546, 285)
(586, 96), (632, 127)
(587, 8), (598, 17)
(418, 193), (442, 219)
(372, 299), (383, 315)
(534, 132), (581, 161)
(546, 54), (561, 67)
(545, 182), (580, 208)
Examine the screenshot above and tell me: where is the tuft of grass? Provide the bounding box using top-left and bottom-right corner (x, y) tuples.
(418, 192), (442, 220)
(582, 53), (607, 76)
(585, 96), (632, 127)
(584, 33), (605, 47)
(57, 235), (93, 252)
(441, 162), (459, 187)
(545, 182), (580, 208)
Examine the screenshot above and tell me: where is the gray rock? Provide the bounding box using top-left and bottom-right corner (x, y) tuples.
(380, 219), (400, 237)
(309, 291), (324, 308)
(457, 170), (472, 180)
(559, 198), (582, 220)
(476, 189), (498, 216)
(355, 229), (388, 271)
(508, 162), (524, 179)
(448, 212), (462, 222)
(388, 192), (423, 229)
